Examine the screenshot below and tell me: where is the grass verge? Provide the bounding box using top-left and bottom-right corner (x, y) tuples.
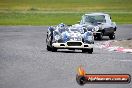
(0, 11), (132, 25)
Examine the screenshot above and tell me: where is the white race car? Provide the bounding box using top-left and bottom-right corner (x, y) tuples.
(46, 23), (94, 53)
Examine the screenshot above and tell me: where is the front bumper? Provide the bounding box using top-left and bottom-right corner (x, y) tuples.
(52, 41), (93, 49)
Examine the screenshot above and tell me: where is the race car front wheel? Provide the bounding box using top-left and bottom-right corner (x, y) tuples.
(47, 45), (52, 51)
(87, 48), (93, 54)
(51, 47), (57, 52)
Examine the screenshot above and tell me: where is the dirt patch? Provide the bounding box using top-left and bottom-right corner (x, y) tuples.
(111, 39), (132, 49)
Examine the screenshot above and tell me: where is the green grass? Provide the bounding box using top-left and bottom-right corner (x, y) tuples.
(0, 0), (132, 25)
(0, 12), (81, 25)
(0, 0), (132, 12)
(0, 12), (132, 25)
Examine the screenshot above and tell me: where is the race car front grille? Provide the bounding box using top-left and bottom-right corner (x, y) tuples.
(67, 42), (82, 46)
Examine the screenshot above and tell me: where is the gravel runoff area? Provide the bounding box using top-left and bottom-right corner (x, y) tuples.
(111, 39), (132, 49)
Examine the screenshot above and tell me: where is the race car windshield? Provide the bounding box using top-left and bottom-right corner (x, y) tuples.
(84, 15), (106, 24)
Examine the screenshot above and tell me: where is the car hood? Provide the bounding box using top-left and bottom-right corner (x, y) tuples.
(61, 31), (82, 42)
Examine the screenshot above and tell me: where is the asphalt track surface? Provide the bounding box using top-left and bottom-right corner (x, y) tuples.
(0, 25), (132, 88)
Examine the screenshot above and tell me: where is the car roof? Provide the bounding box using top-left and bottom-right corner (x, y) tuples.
(84, 13), (109, 16)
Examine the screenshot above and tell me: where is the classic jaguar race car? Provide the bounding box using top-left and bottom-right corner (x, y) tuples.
(79, 13), (117, 40)
(46, 23), (94, 53)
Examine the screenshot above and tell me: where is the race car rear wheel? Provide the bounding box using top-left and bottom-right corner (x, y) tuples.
(88, 48), (93, 54)
(109, 33), (115, 40)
